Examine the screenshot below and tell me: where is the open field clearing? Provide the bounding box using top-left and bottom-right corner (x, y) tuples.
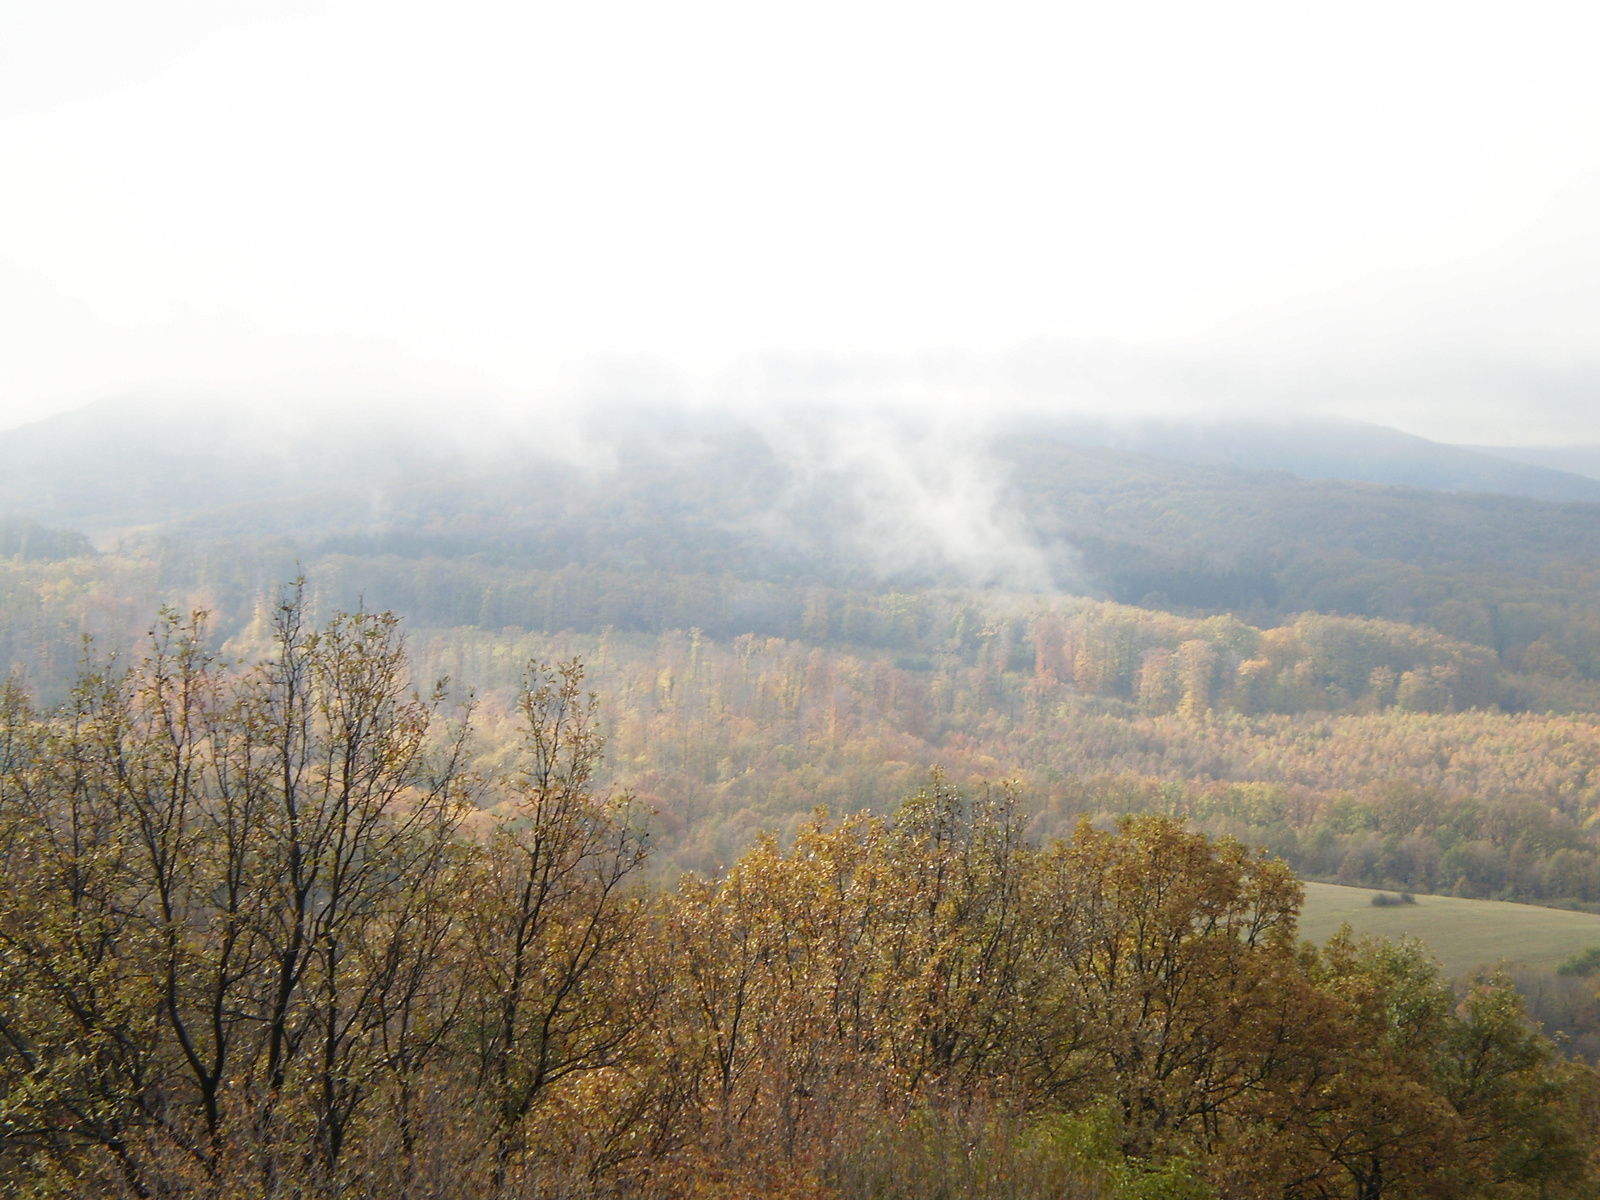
(1300, 881), (1600, 977)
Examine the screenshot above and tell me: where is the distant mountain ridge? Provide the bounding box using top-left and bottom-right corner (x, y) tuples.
(1464, 443), (1600, 484)
(6, 399), (1600, 607)
(1011, 416), (1600, 503)
(6, 401), (1600, 545)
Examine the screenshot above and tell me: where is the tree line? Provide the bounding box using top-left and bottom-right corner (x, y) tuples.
(7, 524), (1600, 714)
(3, 596), (1597, 1199)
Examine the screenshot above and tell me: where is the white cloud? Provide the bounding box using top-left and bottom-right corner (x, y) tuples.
(3, 1), (1600, 441)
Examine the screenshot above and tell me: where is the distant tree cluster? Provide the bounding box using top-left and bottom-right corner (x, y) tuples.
(0, 517), (95, 564)
(1020, 775), (1600, 918)
(392, 619), (1600, 893)
(1030, 609), (1509, 715)
(7, 527), (1600, 714)
(3, 600), (1597, 1199)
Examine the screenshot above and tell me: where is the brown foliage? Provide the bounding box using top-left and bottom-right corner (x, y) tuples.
(2, 600), (1597, 1199)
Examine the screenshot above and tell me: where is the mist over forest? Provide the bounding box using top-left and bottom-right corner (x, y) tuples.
(12, 2), (1600, 1195)
(10, 394), (1600, 883)
(7, 395), (1600, 668)
(9, 392), (1600, 1198)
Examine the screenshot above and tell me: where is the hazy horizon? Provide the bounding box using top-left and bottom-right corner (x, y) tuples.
(4, 1), (1600, 444)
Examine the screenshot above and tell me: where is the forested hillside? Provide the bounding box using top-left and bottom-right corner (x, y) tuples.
(5, 400), (1600, 908)
(8, 396), (1600, 1196)
(7, 542), (1600, 904)
(4, 601), (1596, 1199)
(1011, 416), (1600, 502)
(8, 402), (1600, 693)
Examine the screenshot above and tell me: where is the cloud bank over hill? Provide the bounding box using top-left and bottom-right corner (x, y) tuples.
(2, 390), (1597, 606)
(3, 2), (1600, 445)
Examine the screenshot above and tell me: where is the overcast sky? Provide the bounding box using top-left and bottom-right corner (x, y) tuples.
(3, 0), (1599, 442)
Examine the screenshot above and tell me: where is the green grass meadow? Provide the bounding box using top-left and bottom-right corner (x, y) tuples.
(1299, 882), (1600, 978)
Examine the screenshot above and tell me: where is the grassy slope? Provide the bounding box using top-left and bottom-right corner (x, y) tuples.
(1299, 882), (1600, 977)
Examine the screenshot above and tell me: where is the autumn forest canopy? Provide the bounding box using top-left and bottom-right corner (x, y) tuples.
(7, 404), (1600, 1197)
